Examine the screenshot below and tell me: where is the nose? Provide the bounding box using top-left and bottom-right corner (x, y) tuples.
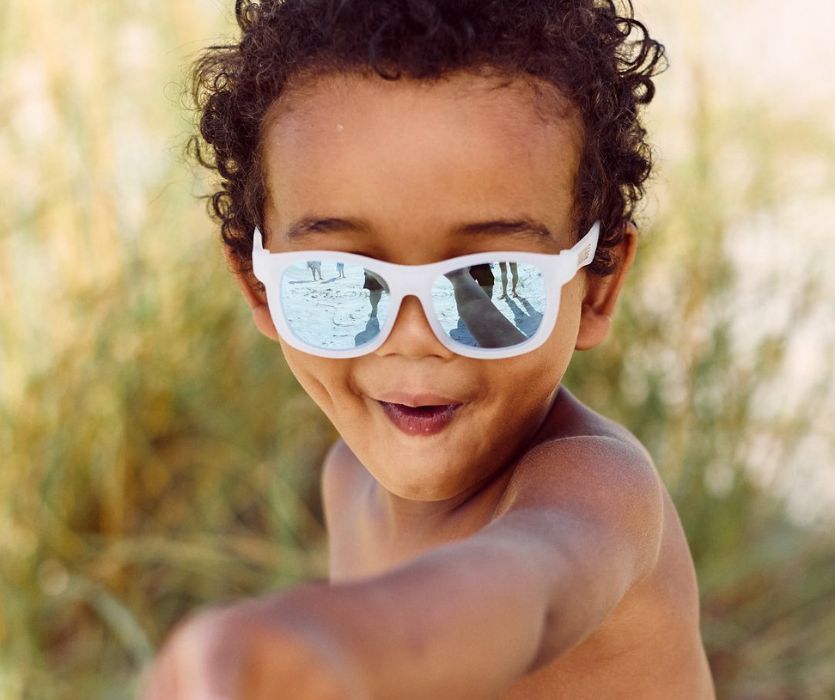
(375, 295), (454, 360)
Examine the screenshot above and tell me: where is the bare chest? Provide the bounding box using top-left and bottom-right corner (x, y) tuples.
(499, 590), (714, 699)
(325, 457), (511, 582)
(321, 418), (716, 700)
(327, 488), (714, 700)
(327, 499), (480, 582)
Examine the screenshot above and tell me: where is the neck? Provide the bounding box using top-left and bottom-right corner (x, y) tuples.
(365, 461), (516, 546)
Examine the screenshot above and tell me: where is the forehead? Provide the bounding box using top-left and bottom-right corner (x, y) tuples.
(260, 71), (582, 247)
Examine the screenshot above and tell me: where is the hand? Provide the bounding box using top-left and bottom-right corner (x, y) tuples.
(138, 592), (362, 700)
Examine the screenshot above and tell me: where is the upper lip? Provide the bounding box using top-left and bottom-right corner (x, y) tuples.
(374, 391), (464, 407)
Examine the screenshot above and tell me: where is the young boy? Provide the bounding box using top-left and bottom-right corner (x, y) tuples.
(142, 0), (714, 697)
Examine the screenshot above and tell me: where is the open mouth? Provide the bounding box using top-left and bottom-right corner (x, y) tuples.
(377, 401), (462, 436)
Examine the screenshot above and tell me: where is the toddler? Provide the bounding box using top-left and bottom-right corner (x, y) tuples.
(142, 0), (715, 697)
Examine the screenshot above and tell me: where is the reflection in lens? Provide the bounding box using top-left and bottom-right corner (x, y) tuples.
(432, 261), (545, 348)
(280, 261), (390, 350)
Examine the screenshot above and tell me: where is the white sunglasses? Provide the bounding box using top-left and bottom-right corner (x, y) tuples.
(251, 221), (600, 360)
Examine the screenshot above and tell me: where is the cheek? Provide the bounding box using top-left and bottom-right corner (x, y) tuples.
(494, 289), (582, 397)
(504, 351), (563, 401)
(553, 278), (584, 348)
(279, 342), (353, 411)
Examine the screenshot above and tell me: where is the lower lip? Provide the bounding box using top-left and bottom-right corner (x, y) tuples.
(378, 401), (462, 436)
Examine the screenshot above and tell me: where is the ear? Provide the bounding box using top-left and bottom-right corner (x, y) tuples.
(575, 222), (638, 351)
(223, 244), (281, 342)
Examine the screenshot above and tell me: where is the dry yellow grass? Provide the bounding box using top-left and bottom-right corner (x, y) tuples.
(1, 2), (834, 698)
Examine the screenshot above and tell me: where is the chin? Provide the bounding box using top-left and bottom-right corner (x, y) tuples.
(369, 453), (477, 501)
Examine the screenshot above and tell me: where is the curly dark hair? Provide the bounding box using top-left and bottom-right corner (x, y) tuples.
(189, 0), (666, 279)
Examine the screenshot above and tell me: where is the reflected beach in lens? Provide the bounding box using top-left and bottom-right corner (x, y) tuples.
(432, 261), (546, 348)
(279, 258), (548, 353)
(280, 261), (390, 349)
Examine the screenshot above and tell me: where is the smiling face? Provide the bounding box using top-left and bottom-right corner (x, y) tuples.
(240, 70), (629, 505)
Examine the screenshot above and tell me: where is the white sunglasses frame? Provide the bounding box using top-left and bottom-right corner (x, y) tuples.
(251, 221), (600, 360)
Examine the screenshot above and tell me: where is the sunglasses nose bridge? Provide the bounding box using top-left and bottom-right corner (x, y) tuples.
(388, 262), (434, 295)
(383, 263), (438, 322)
(379, 263), (447, 346)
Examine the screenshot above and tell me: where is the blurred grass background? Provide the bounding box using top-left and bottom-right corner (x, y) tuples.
(1, 1), (833, 698)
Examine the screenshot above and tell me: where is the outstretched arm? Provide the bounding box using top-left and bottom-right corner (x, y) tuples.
(140, 436), (663, 700)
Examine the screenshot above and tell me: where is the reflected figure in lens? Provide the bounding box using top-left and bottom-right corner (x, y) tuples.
(363, 270), (384, 319)
(502, 294), (543, 338)
(336, 262), (346, 278)
(498, 262), (519, 299)
(445, 268), (527, 348)
(354, 316), (381, 347)
(468, 263), (495, 300)
(307, 260), (323, 281)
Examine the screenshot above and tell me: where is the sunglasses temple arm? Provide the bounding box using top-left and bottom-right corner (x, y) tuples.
(568, 221), (601, 272)
(252, 228), (267, 282)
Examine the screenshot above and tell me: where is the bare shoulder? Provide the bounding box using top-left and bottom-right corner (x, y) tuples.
(497, 407), (666, 586)
(321, 436), (362, 485)
(320, 437), (366, 531)
(497, 392), (712, 698)
(505, 388), (661, 505)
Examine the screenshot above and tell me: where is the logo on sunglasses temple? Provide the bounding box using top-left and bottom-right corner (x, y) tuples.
(579, 244), (592, 266)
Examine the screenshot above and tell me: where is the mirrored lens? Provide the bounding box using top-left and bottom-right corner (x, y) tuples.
(431, 261), (546, 349)
(280, 260), (390, 350)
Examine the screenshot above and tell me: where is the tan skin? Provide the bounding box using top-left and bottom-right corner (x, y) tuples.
(140, 72), (715, 699)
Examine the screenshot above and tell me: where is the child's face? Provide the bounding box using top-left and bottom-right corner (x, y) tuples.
(250, 71), (618, 503)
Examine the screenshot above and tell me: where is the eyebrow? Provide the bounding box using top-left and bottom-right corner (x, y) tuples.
(284, 216), (556, 240)
(286, 217), (368, 239)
